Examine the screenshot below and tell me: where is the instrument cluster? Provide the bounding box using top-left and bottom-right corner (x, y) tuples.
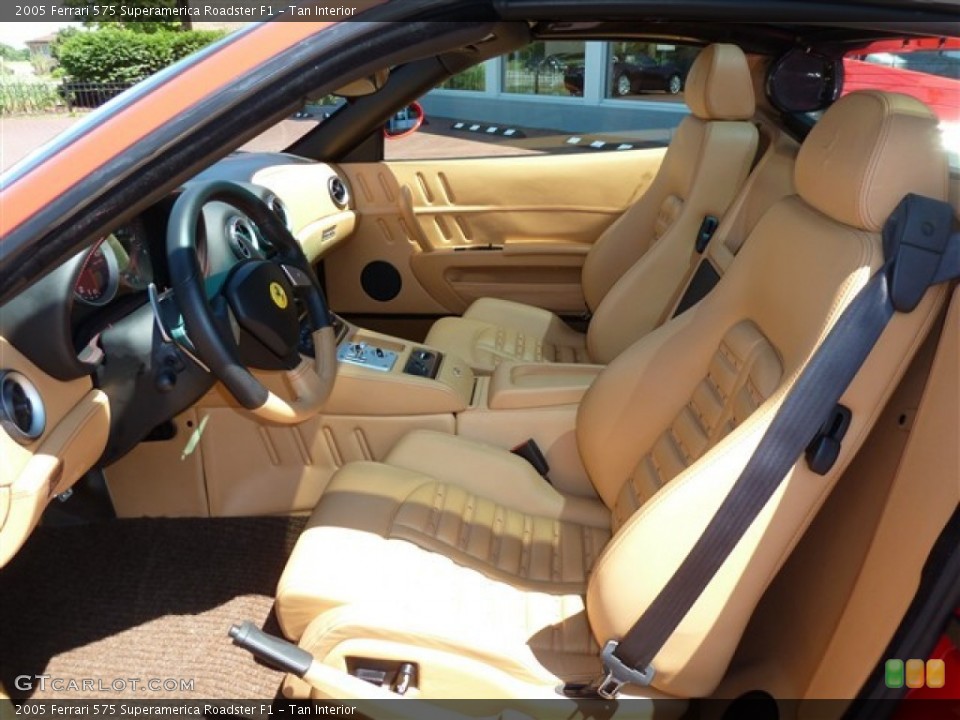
(73, 218), (155, 307)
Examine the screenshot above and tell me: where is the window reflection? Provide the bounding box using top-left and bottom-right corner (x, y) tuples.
(504, 41), (586, 96)
(440, 65), (486, 92)
(605, 42), (699, 100)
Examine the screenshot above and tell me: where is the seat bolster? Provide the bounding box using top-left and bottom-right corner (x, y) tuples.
(423, 315), (500, 371)
(463, 298), (564, 335)
(386, 430), (611, 528)
(296, 602), (575, 691)
(425, 299), (588, 373)
(466, 299), (588, 361)
(276, 462), (435, 637)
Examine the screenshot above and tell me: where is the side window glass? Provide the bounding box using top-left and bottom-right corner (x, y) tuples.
(384, 41), (705, 160)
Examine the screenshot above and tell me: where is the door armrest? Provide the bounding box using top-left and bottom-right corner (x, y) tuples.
(501, 239), (592, 256)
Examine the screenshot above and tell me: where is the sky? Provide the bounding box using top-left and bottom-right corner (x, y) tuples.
(0, 22), (76, 49)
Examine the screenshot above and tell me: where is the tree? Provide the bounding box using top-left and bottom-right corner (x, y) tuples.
(55, 27), (224, 84)
(63, 0), (192, 32)
(0, 43), (30, 61)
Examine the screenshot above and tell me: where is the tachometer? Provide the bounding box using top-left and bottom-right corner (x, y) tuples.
(74, 238), (120, 306)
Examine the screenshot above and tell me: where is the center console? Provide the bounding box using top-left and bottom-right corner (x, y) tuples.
(305, 315), (476, 417)
(294, 312), (601, 495)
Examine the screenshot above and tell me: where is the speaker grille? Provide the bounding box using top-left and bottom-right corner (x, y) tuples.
(360, 261), (402, 302)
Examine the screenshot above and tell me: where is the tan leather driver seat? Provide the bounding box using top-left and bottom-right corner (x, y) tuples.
(424, 43), (760, 373)
(276, 92), (949, 700)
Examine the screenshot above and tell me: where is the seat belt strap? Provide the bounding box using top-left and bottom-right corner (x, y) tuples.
(585, 193), (958, 700)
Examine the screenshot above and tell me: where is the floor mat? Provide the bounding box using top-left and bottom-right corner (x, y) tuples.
(0, 516), (306, 700)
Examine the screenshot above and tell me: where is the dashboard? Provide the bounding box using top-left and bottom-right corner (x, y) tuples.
(0, 151), (357, 570)
(67, 153), (354, 357)
(0, 151), (355, 465)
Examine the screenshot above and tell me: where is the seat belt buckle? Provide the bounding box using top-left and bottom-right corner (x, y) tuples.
(511, 438), (551, 480)
(695, 215), (719, 254)
(805, 404), (852, 476)
(595, 640), (656, 699)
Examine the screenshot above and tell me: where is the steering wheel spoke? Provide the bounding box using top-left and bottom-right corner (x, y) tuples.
(280, 263), (314, 289)
(148, 282), (211, 373)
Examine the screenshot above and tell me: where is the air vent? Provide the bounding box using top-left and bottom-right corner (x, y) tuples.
(225, 215), (259, 259)
(0, 370), (45, 444)
(328, 176), (349, 208)
(265, 194), (292, 231)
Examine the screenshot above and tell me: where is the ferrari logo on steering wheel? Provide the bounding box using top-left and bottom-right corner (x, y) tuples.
(269, 282), (289, 309)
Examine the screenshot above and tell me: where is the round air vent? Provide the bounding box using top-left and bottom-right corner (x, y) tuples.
(225, 215), (259, 259)
(328, 176), (349, 209)
(265, 194), (292, 231)
(0, 370), (46, 444)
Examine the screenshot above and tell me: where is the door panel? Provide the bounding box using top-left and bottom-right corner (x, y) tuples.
(410, 247), (588, 314)
(325, 148), (666, 315)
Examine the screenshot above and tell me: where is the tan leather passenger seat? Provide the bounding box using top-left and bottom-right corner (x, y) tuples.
(424, 44), (760, 373)
(276, 91), (949, 700)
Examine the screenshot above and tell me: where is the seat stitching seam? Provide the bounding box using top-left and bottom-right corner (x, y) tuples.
(552, 519), (563, 583)
(458, 493), (475, 551)
(383, 479), (439, 530)
(520, 513), (534, 578)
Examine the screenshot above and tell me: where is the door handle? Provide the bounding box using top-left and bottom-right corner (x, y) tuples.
(399, 185), (433, 253)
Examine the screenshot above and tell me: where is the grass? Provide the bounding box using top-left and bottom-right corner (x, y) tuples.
(0, 79), (62, 115)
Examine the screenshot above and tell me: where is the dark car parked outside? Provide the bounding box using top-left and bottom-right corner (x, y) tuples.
(564, 53), (686, 96)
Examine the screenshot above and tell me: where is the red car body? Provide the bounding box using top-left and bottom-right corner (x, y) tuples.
(843, 38), (960, 123)
(894, 610), (960, 716)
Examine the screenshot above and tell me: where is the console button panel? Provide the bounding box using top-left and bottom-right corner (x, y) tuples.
(337, 342), (398, 372)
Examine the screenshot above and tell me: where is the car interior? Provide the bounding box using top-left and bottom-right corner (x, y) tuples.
(0, 6), (958, 717)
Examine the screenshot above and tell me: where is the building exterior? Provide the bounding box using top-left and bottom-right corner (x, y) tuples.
(24, 34), (57, 58)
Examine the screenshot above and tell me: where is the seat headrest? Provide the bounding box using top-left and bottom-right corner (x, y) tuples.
(795, 91), (948, 232)
(684, 44), (755, 121)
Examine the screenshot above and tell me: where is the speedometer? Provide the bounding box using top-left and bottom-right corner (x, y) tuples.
(74, 238), (120, 306)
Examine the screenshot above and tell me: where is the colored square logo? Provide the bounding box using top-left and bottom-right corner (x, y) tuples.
(905, 659), (925, 689)
(886, 659), (904, 688)
(926, 659), (946, 689)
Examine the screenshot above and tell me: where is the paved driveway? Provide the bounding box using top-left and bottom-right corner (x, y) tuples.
(1, 114), (544, 174)
(1, 115), (81, 171)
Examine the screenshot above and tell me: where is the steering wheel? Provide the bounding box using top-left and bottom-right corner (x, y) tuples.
(166, 181), (337, 425)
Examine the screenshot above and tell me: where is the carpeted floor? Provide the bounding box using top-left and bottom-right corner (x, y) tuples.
(0, 516), (307, 700)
